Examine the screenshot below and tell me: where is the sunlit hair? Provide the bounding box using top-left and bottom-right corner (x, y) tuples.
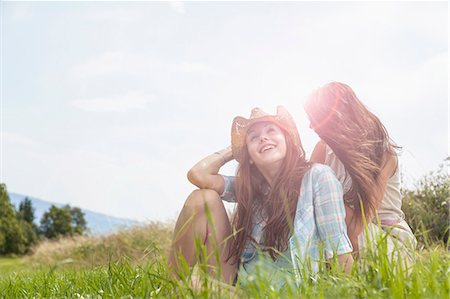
(228, 127), (310, 262)
(304, 81), (398, 223)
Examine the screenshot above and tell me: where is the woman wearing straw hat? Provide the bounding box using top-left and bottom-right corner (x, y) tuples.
(168, 106), (353, 286)
(304, 82), (417, 260)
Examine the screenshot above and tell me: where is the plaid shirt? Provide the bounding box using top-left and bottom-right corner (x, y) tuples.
(221, 164), (352, 280)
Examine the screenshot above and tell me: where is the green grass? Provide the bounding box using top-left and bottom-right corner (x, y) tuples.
(0, 256), (27, 273)
(0, 223), (449, 298)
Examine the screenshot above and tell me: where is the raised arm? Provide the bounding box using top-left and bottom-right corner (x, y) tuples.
(187, 146), (233, 195)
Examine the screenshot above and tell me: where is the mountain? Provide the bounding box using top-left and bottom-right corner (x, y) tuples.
(8, 193), (140, 235)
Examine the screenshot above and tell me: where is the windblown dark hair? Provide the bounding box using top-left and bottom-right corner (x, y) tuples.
(304, 82), (399, 224)
(228, 129), (310, 262)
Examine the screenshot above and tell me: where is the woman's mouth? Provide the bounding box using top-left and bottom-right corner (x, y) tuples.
(260, 144), (276, 153)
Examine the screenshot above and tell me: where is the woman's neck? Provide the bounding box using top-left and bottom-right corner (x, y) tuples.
(258, 161), (283, 187)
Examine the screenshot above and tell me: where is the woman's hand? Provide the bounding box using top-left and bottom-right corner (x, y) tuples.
(337, 253), (353, 274)
(187, 146), (233, 194)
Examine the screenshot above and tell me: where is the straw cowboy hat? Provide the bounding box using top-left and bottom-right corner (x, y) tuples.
(231, 106), (302, 163)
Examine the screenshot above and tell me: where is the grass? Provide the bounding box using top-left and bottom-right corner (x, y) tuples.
(25, 222), (173, 268)
(0, 256), (26, 273)
(0, 223), (449, 298)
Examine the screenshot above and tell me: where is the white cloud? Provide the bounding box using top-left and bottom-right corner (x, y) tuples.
(86, 9), (142, 22)
(177, 62), (209, 73)
(70, 51), (164, 78)
(2, 131), (38, 147)
(168, 1), (185, 14)
(71, 51), (129, 78)
(71, 91), (154, 112)
(70, 51), (210, 79)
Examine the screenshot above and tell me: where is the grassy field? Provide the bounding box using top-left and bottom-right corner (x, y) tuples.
(0, 223), (448, 298)
(0, 257), (27, 273)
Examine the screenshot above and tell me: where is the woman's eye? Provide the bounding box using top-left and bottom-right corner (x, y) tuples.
(248, 135), (257, 142)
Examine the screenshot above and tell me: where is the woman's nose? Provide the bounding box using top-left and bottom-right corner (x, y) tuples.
(259, 135), (269, 142)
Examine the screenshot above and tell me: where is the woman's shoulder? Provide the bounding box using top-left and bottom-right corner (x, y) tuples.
(310, 140), (328, 163)
(305, 163), (338, 182)
(382, 150), (398, 177)
(302, 164), (343, 204)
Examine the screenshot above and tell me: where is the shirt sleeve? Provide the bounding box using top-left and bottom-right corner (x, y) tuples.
(313, 166), (353, 258)
(220, 175), (236, 203)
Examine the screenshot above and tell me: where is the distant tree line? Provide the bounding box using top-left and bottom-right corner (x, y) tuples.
(0, 183), (87, 255)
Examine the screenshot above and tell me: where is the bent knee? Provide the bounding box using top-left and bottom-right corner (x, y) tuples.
(185, 189), (222, 211)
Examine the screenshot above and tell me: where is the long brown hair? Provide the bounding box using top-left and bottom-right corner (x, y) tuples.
(304, 82), (398, 223)
(229, 129), (310, 262)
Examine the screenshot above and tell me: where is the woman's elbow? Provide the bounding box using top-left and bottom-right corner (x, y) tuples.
(187, 168), (198, 185)
(187, 168), (206, 189)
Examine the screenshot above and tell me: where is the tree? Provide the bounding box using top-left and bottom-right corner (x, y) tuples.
(40, 204), (87, 239)
(40, 205), (73, 239)
(403, 157), (450, 245)
(0, 183), (26, 254)
(17, 197), (38, 251)
(18, 220), (38, 252)
(67, 206), (87, 235)
(18, 197), (35, 224)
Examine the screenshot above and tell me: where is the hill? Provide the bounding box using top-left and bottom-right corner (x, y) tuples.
(8, 192), (140, 235)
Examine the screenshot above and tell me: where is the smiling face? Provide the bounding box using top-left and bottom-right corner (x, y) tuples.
(245, 121), (287, 174)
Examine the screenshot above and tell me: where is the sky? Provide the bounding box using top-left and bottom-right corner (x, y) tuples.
(1, 1), (448, 222)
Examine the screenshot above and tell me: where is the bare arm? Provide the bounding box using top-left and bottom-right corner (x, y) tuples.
(310, 140), (327, 163)
(345, 206), (361, 252)
(187, 146), (233, 194)
(377, 151), (398, 204)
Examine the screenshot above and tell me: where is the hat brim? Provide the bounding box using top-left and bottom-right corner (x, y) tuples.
(231, 106), (301, 163)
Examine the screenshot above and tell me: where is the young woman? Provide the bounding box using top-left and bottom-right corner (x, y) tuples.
(168, 106), (353, 286)
(304, 82), (417, 257)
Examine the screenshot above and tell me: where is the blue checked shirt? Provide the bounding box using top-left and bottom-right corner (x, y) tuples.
(221, 164), (352, 281)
